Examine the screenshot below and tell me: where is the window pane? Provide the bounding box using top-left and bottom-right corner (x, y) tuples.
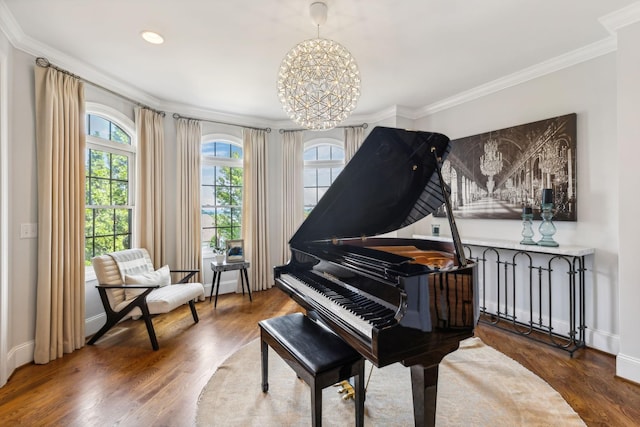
(215, 142), (231, 158)
(201, 209), (215, 227)
(231, 145), (242, 160)
(317, 168), (331, 186)
(111, 154), (128, 180)
(331, 167), (343, 182)
(230, 167), (243, 186)
(332, 147), (345, 161)
(304, 147), (317, 161)
(114, 208), (130, 234)
(304, 168), (316, 187)
(89, 150), (110, 178)
(111, 181), (128, 205)
(85, 208), (93, 236)
(202, 165), (216, 185)
(216, 186), (231, 206)
(114, 235), (130, 252)
(111, 124), (131, 145)
(317, 145), (331, 160)
(88, 115), (110, 140)
(318, 187), (328, 201)
(304, 187), (317, 206)
(95, 209), (114, 236)
(85, 238), (94, 265)
(201, 186), (215, 206)
(90, 178), (110, 205)
(94, 236), (115, 256)
(202, 228), (216, 248)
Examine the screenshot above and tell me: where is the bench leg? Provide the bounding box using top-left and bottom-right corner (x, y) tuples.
(312, 381), (322, 427)
(261, 338), (269, 392)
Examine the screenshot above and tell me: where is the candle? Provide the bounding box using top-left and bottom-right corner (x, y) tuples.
(522, 206), (532, 215)
(541, 188), (553, 205)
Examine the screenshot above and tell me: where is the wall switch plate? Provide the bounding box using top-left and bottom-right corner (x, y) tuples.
(20, 223), (38, 239)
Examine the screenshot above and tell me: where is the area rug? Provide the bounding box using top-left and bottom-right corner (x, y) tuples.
(196, 337), (585, 426)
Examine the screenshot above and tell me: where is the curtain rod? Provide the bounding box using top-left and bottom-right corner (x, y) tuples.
(172, 113), (271, 133)
(35, 57), (166, 117)
(278, 123), (368, 134)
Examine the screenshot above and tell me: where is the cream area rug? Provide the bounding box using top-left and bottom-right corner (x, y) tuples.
(196, 337), (585, 426)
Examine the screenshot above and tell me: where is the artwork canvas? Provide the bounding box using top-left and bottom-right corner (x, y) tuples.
(434, 113), (577, 221)
(226, 239), (245, 262)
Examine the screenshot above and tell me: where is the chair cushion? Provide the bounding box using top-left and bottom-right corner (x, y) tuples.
(115, 282), (205, 318)
(124, 265), (171, 299)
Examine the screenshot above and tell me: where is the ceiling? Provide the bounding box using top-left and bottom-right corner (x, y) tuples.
(1, 0), (637, 125)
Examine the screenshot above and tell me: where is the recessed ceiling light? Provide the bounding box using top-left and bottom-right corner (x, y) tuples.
(141, 30), (164, 45)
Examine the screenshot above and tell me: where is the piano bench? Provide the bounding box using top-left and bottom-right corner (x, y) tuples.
(259, 312), (365, 427)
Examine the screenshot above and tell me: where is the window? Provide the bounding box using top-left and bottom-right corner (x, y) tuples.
(201, 136), (243, 253)
(303, 139), (344, 217)
(84, 107), (135, 266)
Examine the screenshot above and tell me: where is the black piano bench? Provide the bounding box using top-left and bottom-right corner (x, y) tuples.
(258, 312), (365, 427)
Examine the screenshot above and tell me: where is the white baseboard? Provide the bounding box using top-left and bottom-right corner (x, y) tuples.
(482, 300), (619, 355)
(7, 339), (34, 371)
(617, 352), (640, 385)
(85, 312), (106, 337)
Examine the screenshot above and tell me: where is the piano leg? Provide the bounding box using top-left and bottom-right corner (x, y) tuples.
(410, 364), (438, 427)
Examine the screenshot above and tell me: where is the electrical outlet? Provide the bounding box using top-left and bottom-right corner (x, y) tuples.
(20, 223), (38, 239)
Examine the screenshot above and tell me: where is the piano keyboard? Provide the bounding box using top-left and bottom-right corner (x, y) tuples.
(279, 271), (397, 340)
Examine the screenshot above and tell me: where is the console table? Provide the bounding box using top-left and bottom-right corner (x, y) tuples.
(415, 235), (594, 356)
(209, 260), (252, 308)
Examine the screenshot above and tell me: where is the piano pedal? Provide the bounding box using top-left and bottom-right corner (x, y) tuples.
(334, 380), (355, 400)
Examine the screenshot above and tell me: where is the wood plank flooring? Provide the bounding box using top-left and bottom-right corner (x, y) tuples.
(0, 288), (638, 426)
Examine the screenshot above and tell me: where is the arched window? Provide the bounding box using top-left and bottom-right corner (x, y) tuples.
(303, 138), (344, 217)
(201, 135), (243, 254)
(84, 104), (135, 265)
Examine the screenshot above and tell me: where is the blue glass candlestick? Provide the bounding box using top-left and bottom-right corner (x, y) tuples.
(520, 207), (536, 245)
(537, 203), (559, 247)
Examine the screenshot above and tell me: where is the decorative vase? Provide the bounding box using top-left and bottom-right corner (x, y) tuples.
(215, 254), (225, 264)
(520, 207), (536, 245)
(538, 203), (559, 247)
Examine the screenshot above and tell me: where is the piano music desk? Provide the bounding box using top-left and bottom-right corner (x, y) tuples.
(259, 313), (365, 427)
(209, 260), (251, 307)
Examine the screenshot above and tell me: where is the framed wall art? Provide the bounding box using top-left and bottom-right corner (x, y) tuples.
(225, 239), (245, 262)
(434, 113), (577, 221)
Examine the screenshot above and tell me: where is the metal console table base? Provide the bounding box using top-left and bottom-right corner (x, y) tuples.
(415, 235), (594, 357)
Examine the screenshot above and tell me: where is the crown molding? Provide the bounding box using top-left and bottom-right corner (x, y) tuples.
(416, 36), (617, 117)
(0, 1), (22, 45)
(600, 1), (640, 34)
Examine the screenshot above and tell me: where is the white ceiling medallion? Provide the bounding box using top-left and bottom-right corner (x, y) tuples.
(277, 2), (361, 130)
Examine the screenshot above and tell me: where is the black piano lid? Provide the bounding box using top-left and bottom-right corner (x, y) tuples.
(290, 126), (450, 245)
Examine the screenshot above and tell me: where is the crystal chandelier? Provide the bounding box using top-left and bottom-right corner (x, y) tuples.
(480, 139), (503, 195)
(277, 2), (361, 130)
(539, 140), (567, 176)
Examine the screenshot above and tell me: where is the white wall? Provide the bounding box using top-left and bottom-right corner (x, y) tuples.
(616, 21), (640, 384)
(413, 53), (620, 354)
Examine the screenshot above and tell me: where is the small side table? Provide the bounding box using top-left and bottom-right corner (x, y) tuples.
(209, 260), (252, 308)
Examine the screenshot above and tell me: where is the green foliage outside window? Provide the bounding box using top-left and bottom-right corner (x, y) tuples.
(202, 141), (243, 250)
(85, 113), (133, 265)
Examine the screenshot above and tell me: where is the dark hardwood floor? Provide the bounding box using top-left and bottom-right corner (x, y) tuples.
(0, 288), (638, 426)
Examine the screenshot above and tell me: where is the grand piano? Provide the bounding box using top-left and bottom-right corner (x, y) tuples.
(274, 126), (478, 427)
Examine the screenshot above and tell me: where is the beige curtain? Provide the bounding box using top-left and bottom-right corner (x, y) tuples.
(33, 66), (86, 364)
(281, 131), (304, 264)
(136, 108), (166, 267)
(344, 126), (365, 163)
(176, 119), (202, 282)
(242, 128), (271, 291)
